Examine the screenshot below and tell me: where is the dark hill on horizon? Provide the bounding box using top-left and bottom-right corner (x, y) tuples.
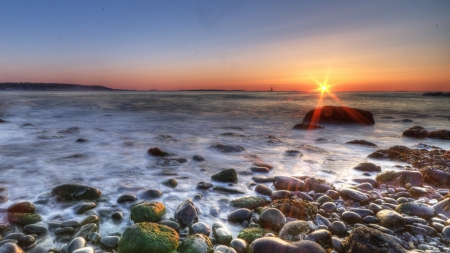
(0, 82), (116, 91)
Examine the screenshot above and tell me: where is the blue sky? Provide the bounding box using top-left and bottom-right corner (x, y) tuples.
(1, 1), (449, 90)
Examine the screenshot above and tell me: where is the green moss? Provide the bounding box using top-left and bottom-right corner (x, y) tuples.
(7, 213), (42, 225)
(211, 169), (238, 183)
(238, 227), (271, 243)
(118, 222), (179, 253)
(162, 179), (178, 188)
(230, 196), (269, 209)
(130, 202), (166, 223)
(178, 234), (213, 253)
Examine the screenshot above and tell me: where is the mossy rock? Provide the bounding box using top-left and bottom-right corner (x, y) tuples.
(130, 202), (166, 223)
(7, 213), (42, 225)
(270, 199), (317, 219)
(117, 222), (179, 253)
(211, 169), (238, 183)
(230, 196), (269, 209)
(178, 234), (213, 253)
(51, 184), (102, 200)
(7, 201), (35, 213)
(376, 170), (423, 187)
(162, 179), (178, 188)
(238, 227), (272, 244)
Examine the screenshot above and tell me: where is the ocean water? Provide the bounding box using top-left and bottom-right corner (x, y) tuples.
(0, 91), (449, 241)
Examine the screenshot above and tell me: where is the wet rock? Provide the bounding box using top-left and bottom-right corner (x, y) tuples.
(270, 199), (317, 219)
(7, 202), (35, 213)
(100, 236), (120, 250)
(249, 237), (326, 253)
(305, 229), (333, 251)
(278, 220), (311, 241)
(352, 178), (378, 187)
(402, 126), (428, 138)
(197, 182), (213, 189)
(7, 213), (42, 225)
(72, 202), (96, 214)
(51, 184), (102, 200)
(55, 227), (75, 236)
(306, 178), (334, 193)
(343, 225), (408, 253)
(66, 237), (86, 253)
(214, 245), (237, 253)
(353, 162), (381, 172)
(297, 192), (314, 201)
(73, 223), (97, 239)
(179, 234), (213, 253)
(162, 178), (178, 188)
(130, 201), (166, 223)
(348, 208), (374, 218)
(292, 123), (324, 130)
(230, 196), (269, 209)
(147, 147), (174, 156)
(433, 197), (450, 217)
(428, 129), (450, 140)
(302, 106), (375, 125)
(346, 140), (377, 146)
(174, 199), (198, 227)
(341, 211), (362, 225)
(316, 195), (333, 205)
(230, 238), (248, 253)
(250, 167), (270, 173)
(193, 155), (205, 162)
(421, 168), (450, 187)
(376, 210), (405, 231)
(58, 127), (80, 134)
(270, 190), (292, 200)
(140, 189), (163, 199)
(330, 221), (347, 236)
(81, 214), (99, 225)
(210, 143), (246, 153)
(72, 247), (94, 253)
(375, 170), (423, 187)
(325, 190), (340, 200)
(442, 226), (450, 240)
(259, 208), (286, 232)
(117, 194), (137, 203)
(117, 223), (179, 253)
(284, 150), (302, 157)
(395, 202), (435, 219)
(0, 242), (24, 253)
(23, 224), (48, 234)
(255, 184), (272, 196)
(339, 188), (370, 205)
(238, 227), (271, 244)
(213, 221), (232, 245)
(211, 169), (238, 183)
(321, 202), (336, 212)
(273, 176), (306, 191)
(190, 222), (210, 236)
(228, 208), (252, 223)
(75, 138), (88, 143)
(355, 182), (373, 191)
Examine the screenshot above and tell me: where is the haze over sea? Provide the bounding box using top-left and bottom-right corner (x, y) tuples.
(1, 90), (449, 238)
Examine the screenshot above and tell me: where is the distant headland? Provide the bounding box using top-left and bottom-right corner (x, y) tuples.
(0, 82), (116, 91)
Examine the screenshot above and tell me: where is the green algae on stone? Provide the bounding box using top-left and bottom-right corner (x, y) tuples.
(270, 199), (317, 219)
(130, 202), (166, 223)
(178, 234), (213, 253)
(230, 196), (269, 209)
(118, 223), (178, 253)
(211, 169), (238, 183)
(7, 213), (42, 225)
(162, 179), (178, 188)
(238, 227), (271, 244)
(51, 184), (102, 200)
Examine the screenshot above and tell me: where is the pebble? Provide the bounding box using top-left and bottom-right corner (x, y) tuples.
(190, 222), (210, 236)
(330, 221), (346, 236)
(341, 211), (362, 225)
(259, 208), (286, 231)
(254, 184), (272, 196)
(322, 202), (336, 212)
(100, 236), (120, 250)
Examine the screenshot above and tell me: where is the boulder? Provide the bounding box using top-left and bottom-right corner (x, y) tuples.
(395, 202), (435, 219)
(421, 168), (450, 187)
(259, 208), (286, 232)
(51, 184), (101, 200)
(174, 199), (198, 227)
(249, 237), (326, 253)
(130, 202), (166, 223)
(343, 225), (408, 253)
(238, 227), (271, 244)
(213, 221), (232, 245)
(178, 234), (213, 253)
(375, 170), (423, 187)
(117, 223), (179, 253)
(376, 210), (405, 231)
(273, 176), (305, 191)
(211, 169), (238, 183)
(302, 106), (375, 125)
(427, 129), (450, 140)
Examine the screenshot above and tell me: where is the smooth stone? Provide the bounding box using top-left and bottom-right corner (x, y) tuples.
(353, 163), (381, 172)
(305, 229), (333, 251)
(7, 213), (42, 226)
(230, 196), (269, 209)
(355, 183), (373, 191)
(249, 237), (326, 253)
(0, 243), (24, 253)
(330, 221), (346, 236)
(55, 227), (75, 236)
(316, 195), (333, 205)
(251, 167), (270, 173)
(193, 155), (205, 162)
(332, 237), (344, 253)
(395, 202), (435, 219)
(352, 178), (378, 187)
(197, 182), (213, 189)
(100, 236), (120, 250)
(314, 214), (331, 228)
(179, 234), (213, 253)
(230, 238), (248, 253)
(363, 215), (377, 224)
(376, 209), (405, 231)
(255, 184), (272, 196)
(305, 178), (334, 193)
(7, 202), (35, 213)
(81, 215), (99, 225)
(259, 208), (286, 232)
(66, 237), (86, 253)
(433, 198), (450, 217)
(86, 232), (101, 243)
(51, 184), (101, 200)
(211, 169), (238, 183)
(73, 202), (96, 214)
(130, 201), (166, 223)
(442, 226), (450, 240)
(431, 222), (444, 232)
(213, 221), (232, 245)
(273, 176), (306, 191)
(140, 189), (163, 199)
(117, 194), (137, 203)
(73, 224), (97, 239)
(159, 220), (180, 232)
(339, 188), (369, 205)
(343, 225), (408, 253)
(190, 222), (210, 236)
(111, 211), (124, 220)
(214, 245), (237, 253)
(174, 199), (198, 227)
(368, 203), (383, 213)
(61, 220), (81, 228)
(270, 190), (293, 200)
(72, 247), (94, 253)
(322, 202), (336, 212)
(252, 176), (275, 183)
(325, 190), (340, 200)
(341, 211), (362, 225)
(348, 208), (374, 218)
(23, 224), (48, 234)
(297, 192), (314, 201)
(228, 208), (252, 223)
(278, 220), (311, 241)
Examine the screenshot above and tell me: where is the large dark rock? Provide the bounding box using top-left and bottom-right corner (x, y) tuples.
(375, 170), (423, 187)
(395, 202), (435, 219)
(427, 129), (450, 140)
(343, 225), (408, 253)
(292, 123), (324, 130)
(352, 162), (381, 172)
(51, 184), (102, 200)
(402, 126), (428, 138)
(174, 199), (198, 227)
(211, 169), (238, 183)
(7, 202), (35, 213)
(302, 106), (375, 125)
(273, 176), (306, 191)
(376, 210), (405, 231)
(421, 168), (450, 186)
(249, 237), (326, 253)
(117, 223), (179, 253)
(259, 208), (286, 232)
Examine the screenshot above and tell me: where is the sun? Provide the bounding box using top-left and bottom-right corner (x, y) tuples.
(321, 85), (327, 91)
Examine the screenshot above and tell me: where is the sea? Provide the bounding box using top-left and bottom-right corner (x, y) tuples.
(0, 91), (449, 240)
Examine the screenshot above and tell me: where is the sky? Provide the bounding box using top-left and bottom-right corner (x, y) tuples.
(0, 1), (449, 91)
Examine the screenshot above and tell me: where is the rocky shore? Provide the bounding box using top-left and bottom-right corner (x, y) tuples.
(1, 109), (450, 253)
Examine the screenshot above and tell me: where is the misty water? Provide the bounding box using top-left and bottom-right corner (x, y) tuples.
(1, 91), (450, 246)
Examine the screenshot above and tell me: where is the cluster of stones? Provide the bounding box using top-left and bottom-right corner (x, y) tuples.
(403, 126), (450, 140)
